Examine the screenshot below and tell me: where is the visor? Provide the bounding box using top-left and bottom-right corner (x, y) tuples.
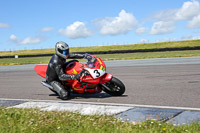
(63, 49), (69, 55)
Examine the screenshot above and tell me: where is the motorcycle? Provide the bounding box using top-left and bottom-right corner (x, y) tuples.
(34, 55), (125, 97)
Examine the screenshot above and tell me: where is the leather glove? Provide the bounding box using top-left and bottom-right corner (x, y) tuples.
(84, 53), (92, 60)
(74, 73), (81, 81)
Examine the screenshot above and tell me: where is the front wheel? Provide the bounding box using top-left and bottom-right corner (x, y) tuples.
(101, 77), (125, 96)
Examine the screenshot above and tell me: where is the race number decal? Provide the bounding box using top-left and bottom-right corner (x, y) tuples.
(84, 68), (106, 79)
(94, 69), (100, 77)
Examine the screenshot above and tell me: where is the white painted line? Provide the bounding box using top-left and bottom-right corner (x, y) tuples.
(12, 101), (133, 115)
(1, 98), (200, 111)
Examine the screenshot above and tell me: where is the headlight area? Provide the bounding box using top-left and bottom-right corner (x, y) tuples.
(84, 70), (91, 76)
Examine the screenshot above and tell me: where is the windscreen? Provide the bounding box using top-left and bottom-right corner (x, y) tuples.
(86, 57), (98, 68)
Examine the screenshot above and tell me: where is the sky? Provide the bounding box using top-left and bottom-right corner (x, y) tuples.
(1, 0), (200, 51)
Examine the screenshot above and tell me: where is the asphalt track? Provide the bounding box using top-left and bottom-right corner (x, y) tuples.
(0, 57), (200, 108)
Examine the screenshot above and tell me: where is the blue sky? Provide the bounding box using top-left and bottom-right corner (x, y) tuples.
(0, 0), (200, 51)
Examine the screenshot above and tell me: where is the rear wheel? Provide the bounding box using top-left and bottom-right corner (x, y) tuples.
(101, 77), (125, 96)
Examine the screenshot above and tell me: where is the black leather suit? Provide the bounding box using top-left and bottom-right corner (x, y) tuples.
(46, 53), (85, 99)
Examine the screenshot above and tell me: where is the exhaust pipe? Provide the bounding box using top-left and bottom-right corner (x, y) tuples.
(41, 81), (53, 89)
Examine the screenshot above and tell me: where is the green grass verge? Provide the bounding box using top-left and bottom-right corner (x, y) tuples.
(0, 40), (200, 56)
(0, 107), (199, 133)
(0, 50), (200, 66)
(98, 50), (200, 61)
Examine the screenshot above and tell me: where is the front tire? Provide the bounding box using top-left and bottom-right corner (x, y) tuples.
(101, 77), (125, 96)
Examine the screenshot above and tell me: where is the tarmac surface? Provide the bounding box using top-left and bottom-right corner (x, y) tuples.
(0, 57), (200, 124)
(0, 57), (200, 108)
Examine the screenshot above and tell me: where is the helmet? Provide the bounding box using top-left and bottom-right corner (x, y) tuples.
(55, 41), (69, 59)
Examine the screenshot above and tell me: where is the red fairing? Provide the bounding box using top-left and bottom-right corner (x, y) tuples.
(34, 64), (48, 79)
(65, 62), (83, 75)
(100, 73), (113, 84)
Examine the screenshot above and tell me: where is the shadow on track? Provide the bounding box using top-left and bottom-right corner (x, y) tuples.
(49, 93), (128, 100)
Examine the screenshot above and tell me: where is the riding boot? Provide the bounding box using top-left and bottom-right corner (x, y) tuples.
(50, 81), (69, 100)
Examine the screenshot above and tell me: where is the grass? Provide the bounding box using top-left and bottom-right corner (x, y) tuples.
(0, 40), (200, 66)
(98, 50), (200, 61)
(0, 40), (200, 56)
(0, 107), (199, 133)
(0, 56), (52, 66)
(0, 50), (200, 66)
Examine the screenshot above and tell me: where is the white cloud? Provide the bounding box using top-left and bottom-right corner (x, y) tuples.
(181, 34), (200, 40)
(152, 9), (178, 21)
(139, 39), (148, 44)
(152, 0), (200, 21)
(150, 0), (200, 33)
(39, 27), (55, 32)
(150, 21), (175, 35)
(176, 0), (200, 20)
(187, 14), (200, 28)
(21, 37), (45, 45)
(10, 34), (18, 40)
(94, 10), (137, 35)
(59, 21), (92, 39)
(10, 34), (45, 45)
(181, 34), (193, 40)
(155, 37), (176, 42)
(0, 23), (11, 28)
(10, 34), (19, 44)
(192, 36), (200, 40)
(162, 37), (176, 42)
(136, 27), (147, 35)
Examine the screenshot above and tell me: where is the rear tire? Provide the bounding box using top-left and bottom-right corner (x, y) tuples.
(101, 77), (125, 96)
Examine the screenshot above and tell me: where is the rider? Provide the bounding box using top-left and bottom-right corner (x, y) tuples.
(46, 41), (91, 100)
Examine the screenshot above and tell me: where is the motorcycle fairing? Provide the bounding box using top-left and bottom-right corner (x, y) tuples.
(34, 64), (48, 79)
(99, 73), (113, 84)
(72, 79), (101, 94)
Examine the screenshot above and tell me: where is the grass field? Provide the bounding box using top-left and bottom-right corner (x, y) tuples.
(0, 50), (200, 66)
(0, 107), (199, 133)
(1, 40), (200, 66)
(0, 40), (200, 56)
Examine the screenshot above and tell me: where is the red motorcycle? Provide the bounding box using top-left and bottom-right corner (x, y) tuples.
(34, 55), (125, 97)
